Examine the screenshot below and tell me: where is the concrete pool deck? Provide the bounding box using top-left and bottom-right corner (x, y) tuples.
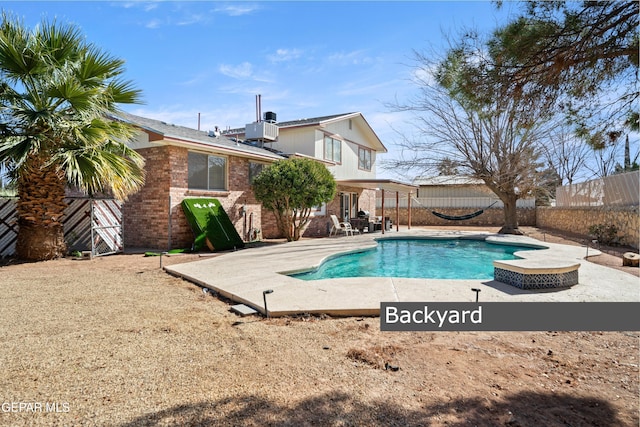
(164, 229), (640, 317)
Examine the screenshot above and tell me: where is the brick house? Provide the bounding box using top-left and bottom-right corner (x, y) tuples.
(226, 112), (415, 237)
(116, 112), (285, 250)
(118, 111), (414, 250)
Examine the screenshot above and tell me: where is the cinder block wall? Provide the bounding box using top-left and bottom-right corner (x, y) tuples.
(537, 206), (639, 249)
(385, 207), (536, 227)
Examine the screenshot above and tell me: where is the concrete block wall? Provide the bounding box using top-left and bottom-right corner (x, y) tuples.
(384, 207), (536, 227)
(537, 206), (639, 249)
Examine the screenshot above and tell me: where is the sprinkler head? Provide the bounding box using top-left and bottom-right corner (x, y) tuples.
(471, 288), (481, 303)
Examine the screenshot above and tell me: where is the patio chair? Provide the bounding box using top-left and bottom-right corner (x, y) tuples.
(330, 214), (358, 236)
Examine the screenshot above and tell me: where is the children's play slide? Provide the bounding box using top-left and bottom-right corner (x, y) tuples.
(181, 198), (244, 251)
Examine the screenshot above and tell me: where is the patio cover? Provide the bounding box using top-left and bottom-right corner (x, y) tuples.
(336, 179), (418, 233)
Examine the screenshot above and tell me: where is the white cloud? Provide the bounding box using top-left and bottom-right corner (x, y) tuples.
(143, 3), (158, 12)
(116, 1), (160, 12)
(178, 72), (210, 86)
(176, 14), (208, 26)
(327, 50), (374, 66)
(145, 19), (162, 29)
(411, 65), (438, 87)
(268, 48), (303, 63)
(337, 80), (399, 97)
(117, 2), (137, 9)
(218, 62), (254, 79)
(217, 62), (274, 84)
(213, 4), (260, 16)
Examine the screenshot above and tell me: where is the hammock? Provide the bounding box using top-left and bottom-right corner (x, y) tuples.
(430, 201), (498, 221)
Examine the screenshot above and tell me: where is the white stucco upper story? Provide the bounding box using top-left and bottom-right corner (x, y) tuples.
(267, 112), (388, 181)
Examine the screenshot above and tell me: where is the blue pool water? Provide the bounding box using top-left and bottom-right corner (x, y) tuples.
(291, 239), (537, 280)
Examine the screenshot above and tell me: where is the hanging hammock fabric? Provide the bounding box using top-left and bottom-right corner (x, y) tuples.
(430, 201), (499, 221)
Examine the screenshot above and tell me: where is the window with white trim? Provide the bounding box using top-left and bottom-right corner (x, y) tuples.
(323, 136), (342, 163)
(358, 147), (372, 171)
(188, 152), (227, 190)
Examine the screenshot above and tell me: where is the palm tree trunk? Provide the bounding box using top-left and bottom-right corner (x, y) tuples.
(15, 156), (68, 260)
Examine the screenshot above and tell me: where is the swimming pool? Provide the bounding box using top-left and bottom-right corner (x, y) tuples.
(290, 238), (538, 280)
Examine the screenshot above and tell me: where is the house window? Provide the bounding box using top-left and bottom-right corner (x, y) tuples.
(310, 203), (326, 217)
(249, 162), (266, 183)
(340, 192), (358, 220)
(323, 136), (341, 163)
(188, 152), (227, 190)
(358, 147), (372, 171)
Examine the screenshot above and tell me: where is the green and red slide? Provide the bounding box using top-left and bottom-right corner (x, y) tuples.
(181, 198), (244, 251)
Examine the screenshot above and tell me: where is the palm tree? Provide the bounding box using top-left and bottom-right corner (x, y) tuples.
(0, 13), (145, 261)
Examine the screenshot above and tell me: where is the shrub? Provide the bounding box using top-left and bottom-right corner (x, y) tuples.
(252, 158), (336, 241)
(588, 223), (620, 245)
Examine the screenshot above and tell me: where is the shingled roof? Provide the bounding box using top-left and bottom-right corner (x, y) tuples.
(113, 112), (285, 161)
(275, 113), (358, 128)
(223, 112), (359, 135)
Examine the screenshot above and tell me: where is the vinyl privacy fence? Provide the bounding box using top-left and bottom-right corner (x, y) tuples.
(555, 170), (639, 207)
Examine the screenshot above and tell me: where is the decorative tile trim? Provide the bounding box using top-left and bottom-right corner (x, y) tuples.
(494, 267), (579, 289)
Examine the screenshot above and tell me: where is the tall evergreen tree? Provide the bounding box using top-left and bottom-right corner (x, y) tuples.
(492, 1), (638, 144)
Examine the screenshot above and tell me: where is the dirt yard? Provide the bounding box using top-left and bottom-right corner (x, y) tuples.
(0, 227), (638, 426)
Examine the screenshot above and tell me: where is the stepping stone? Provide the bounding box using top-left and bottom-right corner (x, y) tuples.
(231, 304), (258, 317)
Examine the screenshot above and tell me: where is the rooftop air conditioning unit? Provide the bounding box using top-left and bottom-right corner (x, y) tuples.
(245, 121), (279, 141)
(264, 111), (277, 123)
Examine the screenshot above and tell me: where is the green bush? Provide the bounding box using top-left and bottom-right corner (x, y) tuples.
(588, 223), (620, 245)
(252, 158), (336, 241)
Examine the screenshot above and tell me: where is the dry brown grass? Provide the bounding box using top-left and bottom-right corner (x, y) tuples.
(0, 227), (638, 426)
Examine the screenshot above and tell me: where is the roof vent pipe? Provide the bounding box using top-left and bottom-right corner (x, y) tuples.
(255, 94), (263, 123)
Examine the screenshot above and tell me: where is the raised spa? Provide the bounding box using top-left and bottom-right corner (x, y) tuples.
(290, 238), (540, 281)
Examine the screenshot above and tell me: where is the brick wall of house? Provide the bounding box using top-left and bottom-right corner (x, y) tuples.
(304, 195), (341, 237)
(123, 146), (172, 249)
(357, 189), (376, 217)
(124, 146), (263, 250)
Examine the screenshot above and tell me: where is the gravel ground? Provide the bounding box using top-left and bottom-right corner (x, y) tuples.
(0, 226), (638, 426)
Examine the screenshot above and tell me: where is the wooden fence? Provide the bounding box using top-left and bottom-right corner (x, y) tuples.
(0, 197), (122, 258)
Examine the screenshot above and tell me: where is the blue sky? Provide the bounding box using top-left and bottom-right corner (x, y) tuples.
(4, 1), (519, 180)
